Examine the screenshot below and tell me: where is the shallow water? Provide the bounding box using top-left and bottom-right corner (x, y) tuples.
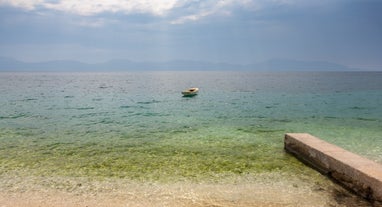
(0, 71), (381, 181)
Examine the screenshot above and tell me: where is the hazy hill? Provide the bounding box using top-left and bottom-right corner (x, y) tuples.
(250, 59), (353, 71)
(0, 57), (358, 71)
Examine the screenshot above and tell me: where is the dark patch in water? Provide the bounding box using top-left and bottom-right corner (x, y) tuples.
(350, 106), (367, 110)
(356, 117), (378, 121)
(64, 96), (74, 99)
(99, 118), (115, 124)
(331, 188), (372, 207)
(0, 114), (28, 119)
(143, 112), (169, 117)
(22, 98), (38, 101)
(270, 118), (292, 123)
(76, 107), (95, 110)
(324, 116), (338, 119)
(45, 142), (63, 150)
(237, 127), (284, 134)
(120, 105), (131, 109)
(256, 129), (284, 133)
(137, 100), (160, 105)
(98, 85), (112, 89)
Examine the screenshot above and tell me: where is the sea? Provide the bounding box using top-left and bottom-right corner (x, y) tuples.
(0, 71), (382, 182)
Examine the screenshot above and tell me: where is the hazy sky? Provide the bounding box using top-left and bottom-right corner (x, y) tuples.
(0, 0), (381, 70)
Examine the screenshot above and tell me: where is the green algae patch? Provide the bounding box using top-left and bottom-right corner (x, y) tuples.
(0, 126), (308, 182)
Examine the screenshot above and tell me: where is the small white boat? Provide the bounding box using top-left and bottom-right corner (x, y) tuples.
(182, 87), (199, 97)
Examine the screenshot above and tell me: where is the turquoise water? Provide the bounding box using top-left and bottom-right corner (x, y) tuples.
(0, 71), (381, 181)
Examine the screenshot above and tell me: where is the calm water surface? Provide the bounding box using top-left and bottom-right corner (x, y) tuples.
(0, 71), (381, 180)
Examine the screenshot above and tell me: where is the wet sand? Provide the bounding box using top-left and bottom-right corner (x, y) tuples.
(0, 172), (373, 207)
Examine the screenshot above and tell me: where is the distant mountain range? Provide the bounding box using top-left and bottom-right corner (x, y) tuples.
(0, 57), (358, 72)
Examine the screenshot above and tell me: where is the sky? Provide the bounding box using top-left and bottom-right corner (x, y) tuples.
(0, 0), (381, 70)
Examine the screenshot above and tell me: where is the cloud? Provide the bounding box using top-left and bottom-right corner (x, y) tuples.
(0, 0), (299, 24)
(0, 0), (40, 10)
(169, 0), (303, 24)
(170, 0), (253, 24)
(0, 0), (178, 16)
(44, 0), (179, 16)
(0, 0), (44, 10)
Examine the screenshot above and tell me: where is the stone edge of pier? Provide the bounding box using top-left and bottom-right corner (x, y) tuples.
(284, 133), (382, 203)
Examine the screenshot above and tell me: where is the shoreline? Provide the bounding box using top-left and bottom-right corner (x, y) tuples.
(0, 172), (372, 207)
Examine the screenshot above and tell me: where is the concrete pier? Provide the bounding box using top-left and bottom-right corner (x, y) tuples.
(284, 133), (382, 203)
